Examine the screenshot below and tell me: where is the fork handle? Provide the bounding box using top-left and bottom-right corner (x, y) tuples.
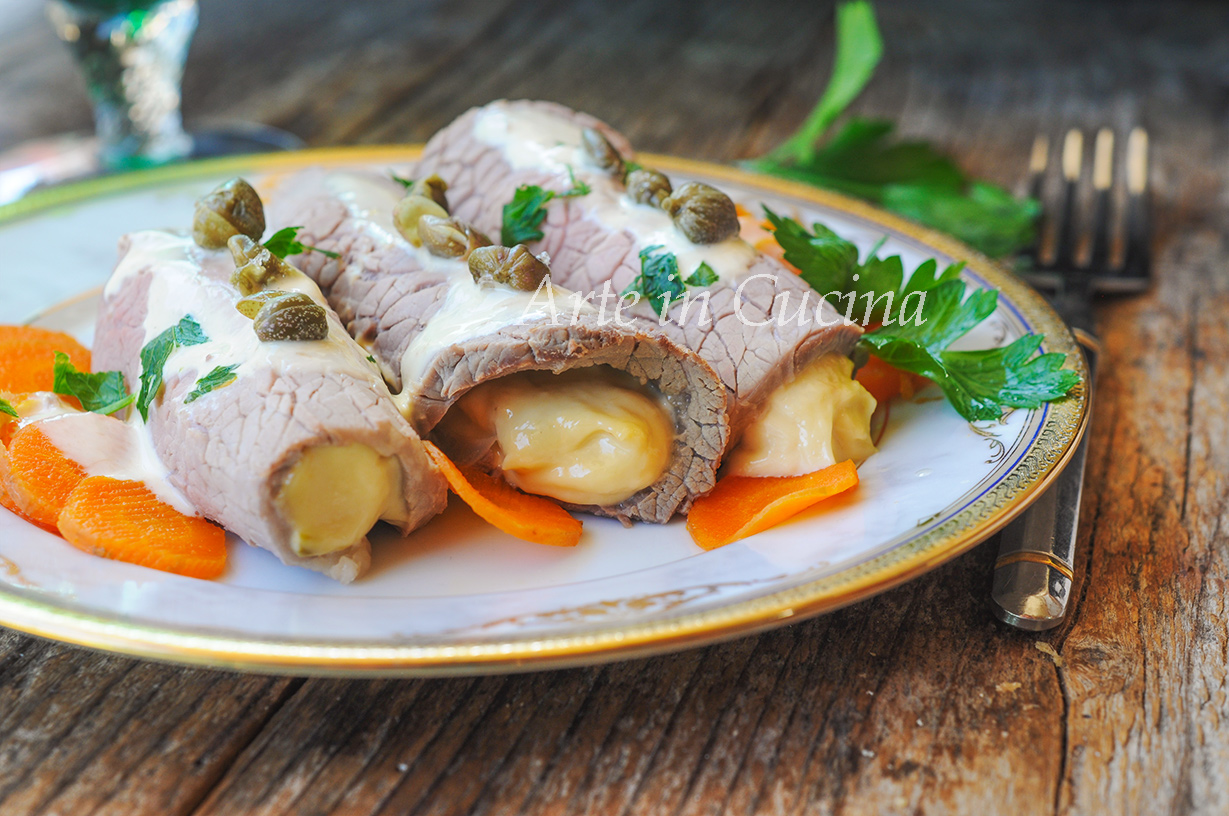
(990, 338), (1097, 630)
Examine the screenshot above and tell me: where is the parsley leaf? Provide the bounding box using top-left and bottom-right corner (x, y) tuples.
(52, 352), (135, 415)
(685, 262), (718, 287)
(763, 207), (963, 325)
(862, 297), (1080, 421)
(137, 316), (209, 421)
(390, 172), (414, 189)
(0, 398), (17, 418)
(500, 170), (591, 245)
(263, 226), (341, 260)
(184, 364), (239, 404)
(747, 2), (1038, 257)
(623, 246), (685, 317)
(768, 214), (1079, 420)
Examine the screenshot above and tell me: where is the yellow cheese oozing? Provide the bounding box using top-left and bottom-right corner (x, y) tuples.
(277, 444), (408, 556)
(434, 367), (675, 506)
(725, 353), (878, 478)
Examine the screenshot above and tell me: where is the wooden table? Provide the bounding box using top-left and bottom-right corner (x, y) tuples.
(1, 0), (1224, 812)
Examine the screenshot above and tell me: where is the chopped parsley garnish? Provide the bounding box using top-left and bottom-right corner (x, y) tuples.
(685, 262), (719, 287)
(52, 352), (135, 416)
(500, 168), (591, 246)
(623, 248), (722, 317)
(390, 172), (414, 189)
(137, 316), (209, 421)
(746, 1), (1038, 257)
(263, 226), (340, 260)
(0, 398), (17, 418)
(769, 213), (1080, 421)
(184, 365), (239, 404)
(623, 246), (686, 317)
(366, 355), (377, 364)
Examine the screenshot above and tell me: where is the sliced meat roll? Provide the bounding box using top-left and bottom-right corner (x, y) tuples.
(414, 100), (877, 477)
(268, 169), (730, 524)
(94, 230), (447, 582)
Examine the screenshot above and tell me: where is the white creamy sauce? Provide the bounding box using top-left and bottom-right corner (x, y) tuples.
(36, 410), (195, 515)
(126, 230), (378, 392)
(399, 267), (586, 390)
(317, 173), (589, 394)
(43, 229), (395, 518)
(324, 172), (405, 248)
(472, 106), (757, 283)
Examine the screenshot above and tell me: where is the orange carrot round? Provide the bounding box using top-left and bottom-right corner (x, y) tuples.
(0, 327), (91, 395)
(58, 477), (227, 579)
(423, 441), (582, 547)
(686, 460), (860, 550)
(0, 444), (58, 533)
(2, 424), (87, 528)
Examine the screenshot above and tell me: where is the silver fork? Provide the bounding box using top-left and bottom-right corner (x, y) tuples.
(990, 127), (1152, 631)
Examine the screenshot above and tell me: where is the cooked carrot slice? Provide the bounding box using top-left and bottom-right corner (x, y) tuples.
(0, 327), (91, 395)
(855, 354), (929, 405)
(686, 460), (859, 550)
(2, 424), (86, 528)
(423, 441), (582, 547)
(0, 443), (58, 533)
(58, 477), (227, 579)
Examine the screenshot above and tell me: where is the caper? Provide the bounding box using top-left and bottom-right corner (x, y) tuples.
(661, 181), (739, 244)
(418, 215), (492, 260)
(468, 245), (550, 292)
(626, 168), (673, 207)
(581, 127), (624, 176)
(393, 194), (449, 246)
(228, 235), (295, 296)
(235, 290), (285, 318)
(193, 178), (266, 249)
(252, 292), (329, 342)
(408, 174), (450, 211)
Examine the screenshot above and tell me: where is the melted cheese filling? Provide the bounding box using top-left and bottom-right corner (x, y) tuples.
(726, 354), (878, 478)
(276, 444), (409, 557)
(434, 368), (675, 506)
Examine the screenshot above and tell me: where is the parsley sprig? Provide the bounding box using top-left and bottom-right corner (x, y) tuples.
(771, 213), (1080, 421)
(747, 1), (1038, 258)
(264, 226), (340, 260)
(52, 353), (135, 416)
(0, 398), (16, 419)
(501, 168), (591, 246)
(137, 316), (209, 421)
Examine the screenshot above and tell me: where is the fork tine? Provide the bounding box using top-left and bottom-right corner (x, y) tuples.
(1054, 129), (1084, 269)
(1123, 127), (1151, 280)
(1022, 135), (1049, 267)
(1088, 128), (1114, 271)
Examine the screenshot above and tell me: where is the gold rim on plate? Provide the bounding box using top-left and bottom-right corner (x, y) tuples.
(0, 147), (1090, 676)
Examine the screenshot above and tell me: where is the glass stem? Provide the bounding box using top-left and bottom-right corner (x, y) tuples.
(46, 0), (198, 171)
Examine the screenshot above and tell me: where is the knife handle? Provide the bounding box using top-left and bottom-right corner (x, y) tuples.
(991, 339), (1097, 630)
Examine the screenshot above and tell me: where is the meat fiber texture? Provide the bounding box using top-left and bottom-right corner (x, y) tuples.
(414, 99), (863, 440)
(269, 169), (730, 524)
(94, 233), (447, 583)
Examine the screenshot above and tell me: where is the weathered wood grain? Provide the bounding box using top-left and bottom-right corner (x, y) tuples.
(1, 0), (1228, 813)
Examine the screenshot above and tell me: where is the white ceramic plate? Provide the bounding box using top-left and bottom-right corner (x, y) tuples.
(0, 148), (1088, 675)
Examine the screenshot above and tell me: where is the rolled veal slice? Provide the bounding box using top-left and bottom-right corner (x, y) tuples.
(93, 229), (448, 582)
(414, 100), (877, 476)
(268, 169), (730, 523)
